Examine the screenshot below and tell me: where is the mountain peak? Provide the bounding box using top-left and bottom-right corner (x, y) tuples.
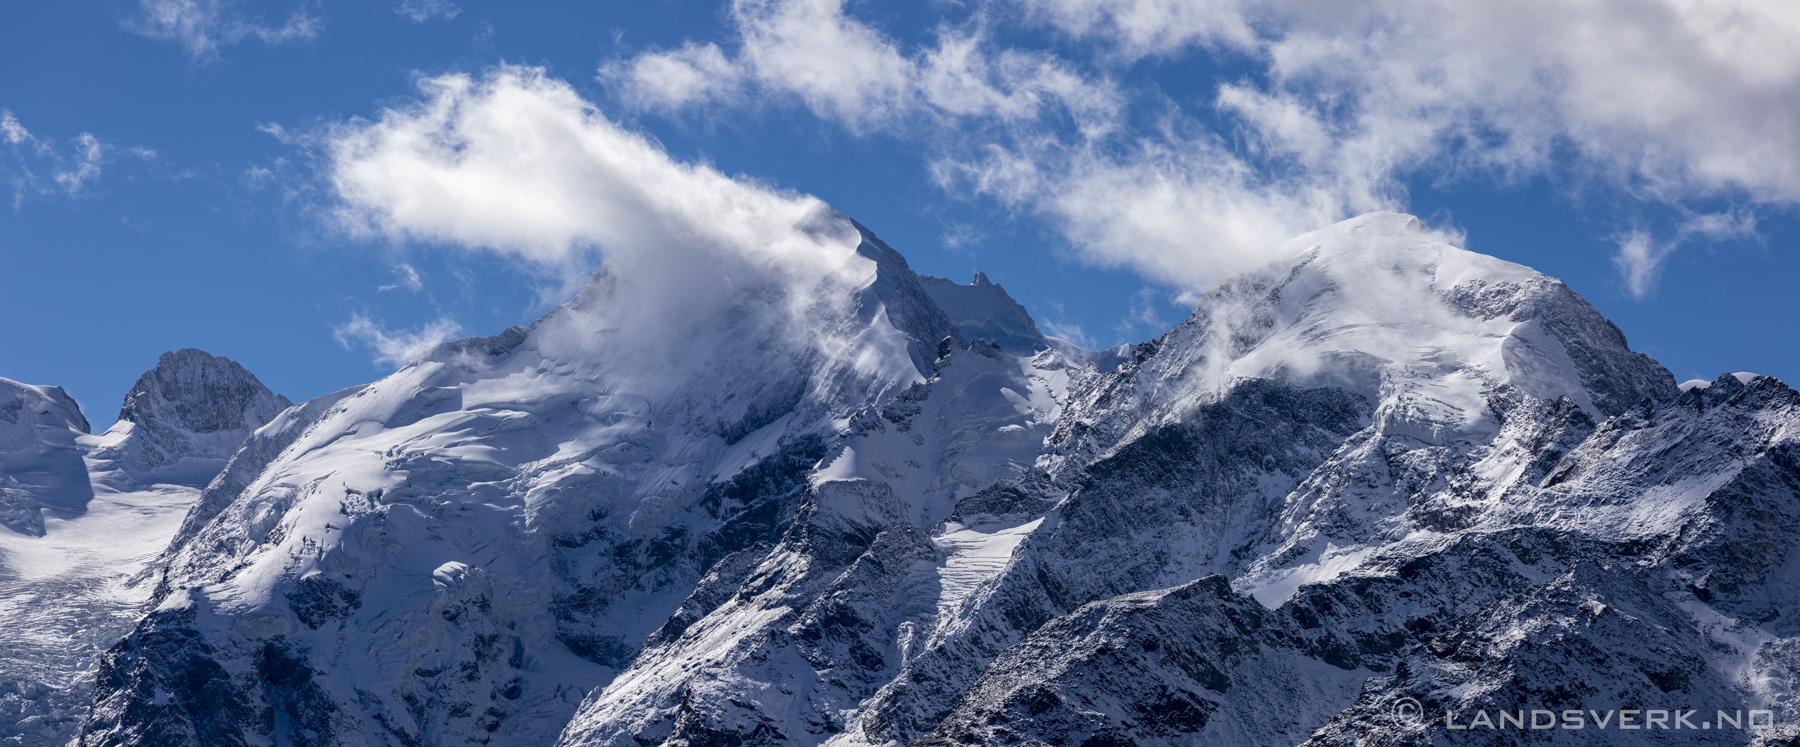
(0, 378), (89, 444)
(118, 349), (290, 433)
(103, 348), (292, 479)
(917, 271), (1047, 355)
(0, 378), (93, 536)
(1049, 211), (1674, 471)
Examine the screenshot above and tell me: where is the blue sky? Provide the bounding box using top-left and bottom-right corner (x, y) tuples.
(3, 0), (1797, 429)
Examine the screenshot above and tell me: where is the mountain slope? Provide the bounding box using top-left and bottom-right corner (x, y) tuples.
(831, 212), (1681, 746)
(919, 372), (1800, 746)
(75, 210), (984, 747)
(63, 210), (1800, 747)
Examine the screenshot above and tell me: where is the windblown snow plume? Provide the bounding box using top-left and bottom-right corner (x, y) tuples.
(324, 65), (896, 378)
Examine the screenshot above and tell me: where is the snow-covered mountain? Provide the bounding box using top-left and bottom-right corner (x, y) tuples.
(89, 349), (294, 486)
(10, 210), (1798, 747)
(917, 272), (1127, 370)
(0, 379), (91, 538)
(0, 350), (288, 747)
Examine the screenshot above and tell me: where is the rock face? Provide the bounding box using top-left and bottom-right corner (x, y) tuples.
(92, 348), (293, 484)
(57, 211), (1800, 747)
(1, 352), (290, 747)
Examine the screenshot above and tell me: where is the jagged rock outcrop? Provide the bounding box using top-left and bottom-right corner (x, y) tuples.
(916, 272), (1046, 356)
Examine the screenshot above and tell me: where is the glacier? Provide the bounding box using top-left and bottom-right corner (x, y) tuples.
(3, 210), (1798, 746)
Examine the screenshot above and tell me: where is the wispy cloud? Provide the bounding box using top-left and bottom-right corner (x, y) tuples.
(130, 0), (321, 61)
(1611, 231), (1668, 300)
(1, 112), (37, 148)
(396, 0), (460, 23)
(1038, 318), (1096, 349)
(1113, 286), (1172, 340)
(2, 111), (130, 205)
(940, 221), (983, 252)
(1612, 208), (1760, 299)
(332, 313), (463, 369)
(52, 134), (104, 194)
(378, 263), (425, 292)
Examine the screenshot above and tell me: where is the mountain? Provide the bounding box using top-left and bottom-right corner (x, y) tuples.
(22, 210), (1800, 747)
(88, 348), (294, 486)
(917, 272), (1128, 371)
(0, 379), (91, 538)
(0, 350), (288, 747)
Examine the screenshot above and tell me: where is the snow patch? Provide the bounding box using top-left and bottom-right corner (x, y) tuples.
(1236, 543), (1377, 608)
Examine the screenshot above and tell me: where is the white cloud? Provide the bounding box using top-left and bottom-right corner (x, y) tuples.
(377, 263), (425, 292)
(725, 0), (916, 129)
(604, 0), (1122, 135)
(1248, 0), (1800, 202)
(53, 134), (104, 195)
(1050, 0), (1800, 203)
(609, 0), (1800, 299)
(324, 66), (865, 286)
(607, 42), (747, 113)
(934, 131), (1364, 288)
(1612, 231), (1667, 300)
(333, 313), (463, 369)
(131, 0), (321, 61)
(397, 0), (460, 22)
(1013, 0), (1257, 59)
(1, 112), (34, 147)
